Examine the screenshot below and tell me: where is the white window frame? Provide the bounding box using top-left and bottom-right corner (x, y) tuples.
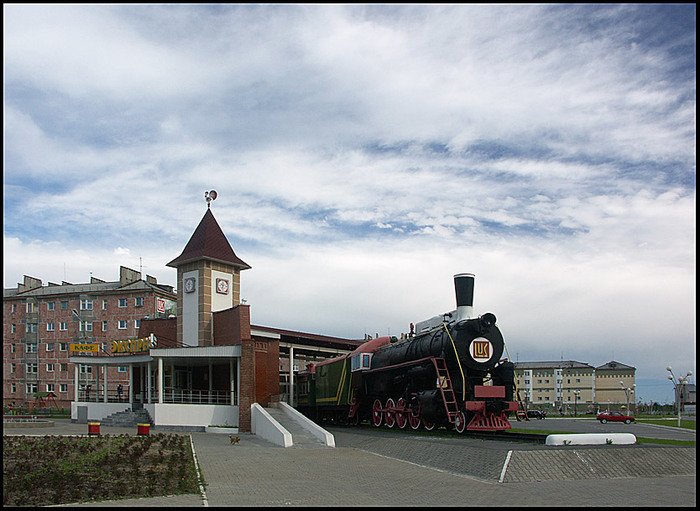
(47, 302), (55, 311)
(117, 366), (128, 373)
(118, 298), (128, 308)
(59, 343), (69, 352)
(47, 322), (55, 331)
(26, 363), (38, 374)
(26, 383), (38, 394)
(59, 322), (68, 331)
(26, 343), (38, 353)
(102, 299), (108, 310)
(80, 299), (93, 311)
(59, 384), (68, 393)
(46, 383), (55, 393)
(102, 320), (108, 332)
(118, 320), (128, 330)
(47, 363), (54, 372)
(135, 319), (141, 329)
(135, 297), (144, 307)
(46, 343), (54, 352)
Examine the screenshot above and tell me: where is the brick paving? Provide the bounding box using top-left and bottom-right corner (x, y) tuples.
(4, 419), (696, 507)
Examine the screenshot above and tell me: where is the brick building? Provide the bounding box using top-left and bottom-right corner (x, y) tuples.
(3, 269), (176, 409)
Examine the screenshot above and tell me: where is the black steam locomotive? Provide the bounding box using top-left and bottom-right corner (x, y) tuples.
(296, 273), (517, 432)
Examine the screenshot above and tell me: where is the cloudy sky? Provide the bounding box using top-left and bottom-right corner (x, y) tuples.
(4, 4), (695, 404)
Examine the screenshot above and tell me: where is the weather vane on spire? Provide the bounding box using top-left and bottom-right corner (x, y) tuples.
(205, 190), (218, 208)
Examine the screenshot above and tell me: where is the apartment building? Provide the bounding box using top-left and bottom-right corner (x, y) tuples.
(3, 267), (177, 409)
(514, 360), (635, 413)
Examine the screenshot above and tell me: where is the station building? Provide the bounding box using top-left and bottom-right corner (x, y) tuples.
(3, 203), (363, 431)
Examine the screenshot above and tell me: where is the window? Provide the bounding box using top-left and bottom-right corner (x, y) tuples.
(47, 363), (55, 372)
(60, 363), (68, 372)
(135, 319), (141, 329)
(12, 304), (17, 313)
(118, 298), (127, 308)
(47, 322), (55, 331)
(59, 343), (69, 352)
(60, 300), (68, 310)
(80, 321), (93, 332)
(11, 343), (15, 353)
(59, 322), (68, 331)
(135, 297), (144, 307)
(11, 324), (16, 334)
(26, 383), (38, 394)
(26, 323), (38, 333)
(80, 299), (93, 311)
(118, 320), (127, 329)
(46, 384), (55, 393)
(102, 299), (108, 310)
(79, 364), (92, 374)
(26, 302), (37, 313)
(47, 302), (55, 311)
(11, 363), (16, 373)
(26, 343), (38, 353)
(46, 343), (54, 352)
(102, 320), (108, 332)
(26, 363), (38, 374)
(59, 384), (68, 393)
(11, 384), (17, 393)
(117, 366), (127, 373)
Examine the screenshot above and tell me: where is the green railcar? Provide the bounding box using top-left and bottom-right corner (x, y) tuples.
(296, 354), (355, 423)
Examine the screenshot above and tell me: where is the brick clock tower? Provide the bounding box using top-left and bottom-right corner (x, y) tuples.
(167, 202), (251, 347)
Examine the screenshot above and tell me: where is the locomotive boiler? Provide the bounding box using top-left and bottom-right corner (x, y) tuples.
(295, 273), (518, 432)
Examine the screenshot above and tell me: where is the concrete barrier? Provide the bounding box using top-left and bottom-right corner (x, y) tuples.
(251, 403), (292, 447)
(545, 433), (637, 446)
(276, 401), (335, 447)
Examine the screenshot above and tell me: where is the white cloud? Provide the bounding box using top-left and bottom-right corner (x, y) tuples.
(3, 4), (695, 403)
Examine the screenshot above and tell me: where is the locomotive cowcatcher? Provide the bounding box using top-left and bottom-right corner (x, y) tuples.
(295, 273), (518, 433)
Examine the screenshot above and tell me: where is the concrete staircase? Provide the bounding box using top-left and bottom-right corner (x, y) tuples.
(263, 405), (328, 448)
(100, 408), (153, 427)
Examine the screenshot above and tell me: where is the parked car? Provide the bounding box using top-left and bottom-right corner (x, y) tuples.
(526, 410), (546, 419)
(596, 411), (634, 424)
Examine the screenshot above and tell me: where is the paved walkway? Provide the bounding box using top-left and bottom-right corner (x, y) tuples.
(4, 420), (696, 507)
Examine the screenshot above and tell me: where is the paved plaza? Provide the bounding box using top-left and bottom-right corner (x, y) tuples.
(4, 419), (696, 507)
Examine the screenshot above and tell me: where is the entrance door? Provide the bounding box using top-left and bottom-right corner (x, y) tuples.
(174, 368), (192, 402)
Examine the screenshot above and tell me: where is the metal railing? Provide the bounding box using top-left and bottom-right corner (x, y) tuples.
(162, 389), (232, 405)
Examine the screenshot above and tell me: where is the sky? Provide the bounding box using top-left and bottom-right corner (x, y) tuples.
(3, 4), (696, 405)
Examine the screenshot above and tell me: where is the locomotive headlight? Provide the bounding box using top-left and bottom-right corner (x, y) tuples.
(469, 337), (493, 363)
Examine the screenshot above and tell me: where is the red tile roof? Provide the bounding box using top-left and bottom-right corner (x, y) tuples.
(167, 209), (251, 269)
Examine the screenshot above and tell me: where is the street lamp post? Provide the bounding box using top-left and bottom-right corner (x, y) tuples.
(573, 390), (580, 417)
(666, 366), (693, 427)
(619, 381), (633, 415)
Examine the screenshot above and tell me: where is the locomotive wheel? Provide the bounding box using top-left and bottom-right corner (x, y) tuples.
(385, 398), (396, 428)
(372, 399), (383, 427)
(395, 398), (407, 429)
(408, 408), (421, 430)
(453, 411), (467, 434)
(422, 418), (435, 431)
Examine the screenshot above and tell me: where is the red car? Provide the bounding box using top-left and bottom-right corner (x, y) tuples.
(597, 411), (635, 424)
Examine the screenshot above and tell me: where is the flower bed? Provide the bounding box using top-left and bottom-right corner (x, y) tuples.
(3, 433), (201, 506)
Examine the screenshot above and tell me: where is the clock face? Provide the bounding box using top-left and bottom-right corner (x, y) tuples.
(216, 278), (229, 294)
(184, 277), (196, 293)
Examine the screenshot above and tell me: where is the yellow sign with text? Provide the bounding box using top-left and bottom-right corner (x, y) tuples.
(70, 343), (98, 353)
(110, 336), (157, 354)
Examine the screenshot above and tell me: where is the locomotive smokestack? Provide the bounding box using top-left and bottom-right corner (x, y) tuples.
(454, 273), (475, 321)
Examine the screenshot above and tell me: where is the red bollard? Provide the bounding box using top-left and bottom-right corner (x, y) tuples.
(87, 422), (101, 436)
(137, 423), (150, 436)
